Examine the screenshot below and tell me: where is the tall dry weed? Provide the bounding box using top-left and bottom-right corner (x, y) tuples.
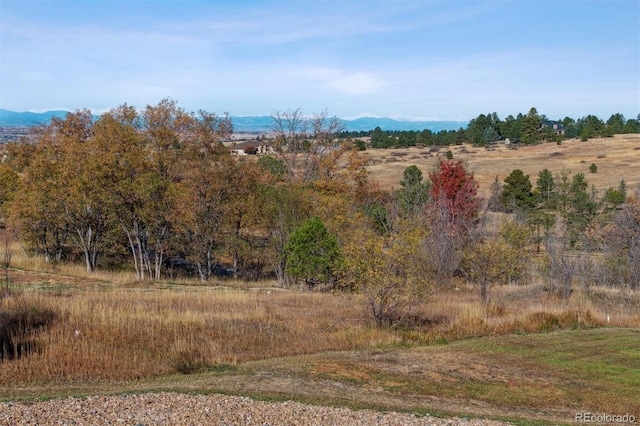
(1, 272), (638, 387)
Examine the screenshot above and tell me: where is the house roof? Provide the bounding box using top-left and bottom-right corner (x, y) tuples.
(541, 120), (565, 130)
(229, 140), (270, 150)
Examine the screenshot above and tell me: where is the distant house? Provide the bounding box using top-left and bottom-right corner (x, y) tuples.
(540, 120), (565, 136)
(229, 140), (274, 156)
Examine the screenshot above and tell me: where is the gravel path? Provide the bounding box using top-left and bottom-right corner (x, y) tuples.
(0, 392), (512, 425)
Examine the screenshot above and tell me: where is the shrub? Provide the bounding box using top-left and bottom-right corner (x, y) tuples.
(172, 348), (210, 374)
(354, 139), (366, 151)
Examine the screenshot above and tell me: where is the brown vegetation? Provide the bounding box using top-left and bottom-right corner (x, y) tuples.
(1, 258), (638, 388)
(363, 134), (640, 197)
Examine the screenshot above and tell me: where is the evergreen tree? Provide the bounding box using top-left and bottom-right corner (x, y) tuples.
(622, 118), (639, 133)
(565, 173), (597, 247)
(500, 115), (521, 141)
(285, 217), (340, 289)
(487, 176), (503, 212)
(535, 168), (556, 210)
(501, 169), (534, 214)
(370, 126), (386, 148)
(396, 165), (430, 218)
(521, 107), (541, 145)
(483, 127), (499, 146)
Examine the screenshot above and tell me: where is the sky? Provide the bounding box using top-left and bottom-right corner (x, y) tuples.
(0, 0), (639, 121)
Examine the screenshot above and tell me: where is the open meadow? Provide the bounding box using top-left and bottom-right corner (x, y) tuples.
(1, 134), (640, 424)
(362, 134), (640, 196)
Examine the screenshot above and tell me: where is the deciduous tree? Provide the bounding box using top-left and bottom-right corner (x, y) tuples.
(172, 111), (234, 281)
(426, 160), (480, 287)
(463, 236), (508, 304)
(0, 165), (18, 226)
(602, 193), (640, 290)
(93, 105), (155, 280)
(428, 159), (480, 226)
(270, 109), (345, 183)
(340, 222), (429, 326)
(12, 123), (69, 263)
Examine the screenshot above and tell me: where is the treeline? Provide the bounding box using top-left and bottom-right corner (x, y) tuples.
(0, 102), (371, 284)
(339, 108), (640, 149)
(0, 101), (638, 325)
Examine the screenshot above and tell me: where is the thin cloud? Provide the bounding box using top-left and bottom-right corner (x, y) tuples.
(293, 67), (383, 95)
(0, 0), (637, 119)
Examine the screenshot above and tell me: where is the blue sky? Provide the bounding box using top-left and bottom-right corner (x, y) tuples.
(0, 0), (638, 121)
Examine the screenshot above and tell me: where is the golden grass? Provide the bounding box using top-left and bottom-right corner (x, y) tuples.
(414, 284), (640, 342)
(1, 276), (638, 388)
(363, 134), (640, 197)
(0, 286), (398, 386)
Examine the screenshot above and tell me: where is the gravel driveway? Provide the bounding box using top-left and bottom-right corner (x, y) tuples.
(1, 392), (512, 425)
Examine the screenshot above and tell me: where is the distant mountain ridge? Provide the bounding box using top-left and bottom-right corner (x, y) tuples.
(0, 109), (467, 133)
(0, 109), (74, 127)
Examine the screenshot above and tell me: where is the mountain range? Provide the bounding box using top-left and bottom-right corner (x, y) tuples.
(0, 109), (467, 133)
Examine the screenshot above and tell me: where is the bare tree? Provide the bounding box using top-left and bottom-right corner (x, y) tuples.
(602, 192), (640, 290)
(270, 109), (345, 182)
(270, 108), (308, 179)
(424, 200), (462, 287)
(546, 242), (578, 302)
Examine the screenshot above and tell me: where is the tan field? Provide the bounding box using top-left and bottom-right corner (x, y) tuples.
(362, 134), (640, 198)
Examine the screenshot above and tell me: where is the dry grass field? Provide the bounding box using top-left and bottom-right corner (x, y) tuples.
(1, 134), (640, 424)
(1, 252), (639, 424)
(362, 134), (640, 197)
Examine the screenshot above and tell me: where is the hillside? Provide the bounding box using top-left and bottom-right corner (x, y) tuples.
(363, 134), (640, 197)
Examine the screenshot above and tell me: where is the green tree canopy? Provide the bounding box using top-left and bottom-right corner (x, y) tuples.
(622, 118), (639, 134)
(396, 165), (430, 217)
(521, 107), (541, 145)
(285, 216), (340, 289)
(370, 126), (393, 148)
(565, 172), (597, 247)
(483, 127), (499, 146)
(501, 169), (534, 213)
(535, 168), (556, 210)
(606, 113), (625, 134)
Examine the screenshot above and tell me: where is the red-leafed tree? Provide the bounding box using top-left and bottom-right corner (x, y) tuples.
(429, 159), (480, 226)
(426, 160), (481, 287)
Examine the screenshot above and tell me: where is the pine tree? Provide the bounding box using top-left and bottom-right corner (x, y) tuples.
(501, 169), (534, 213)
(521, 107), (541, 145)
(396, 165), (430, 217)
(285, 217), (340, 289)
